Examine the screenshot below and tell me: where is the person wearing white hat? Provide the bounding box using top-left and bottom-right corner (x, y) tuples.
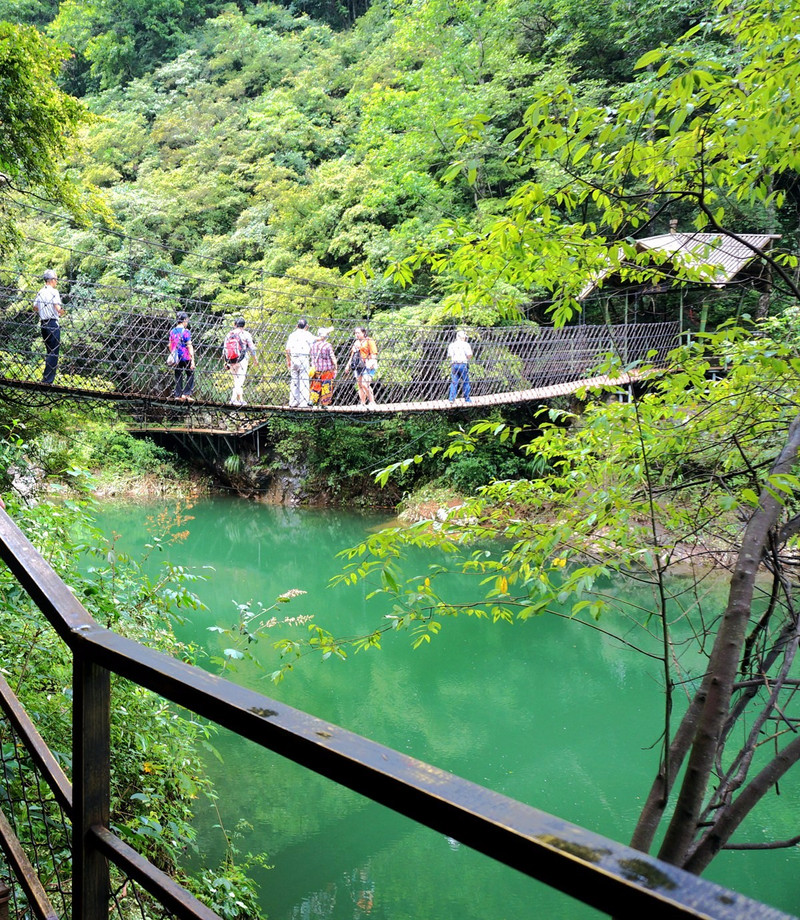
(33, 269), (64, 384)
(309, 327), (337, 406)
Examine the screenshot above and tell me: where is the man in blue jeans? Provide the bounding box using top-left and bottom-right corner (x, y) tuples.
(33, 269), (64, 384)
(448, 330), (473, 403)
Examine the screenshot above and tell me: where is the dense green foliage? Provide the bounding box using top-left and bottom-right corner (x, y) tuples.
(0, 478), (264, 916)
(1, 0), (797, 336)
(14, 0), (792, 330)
(0, 21), (102, 254)
(254, 408), (544, 504)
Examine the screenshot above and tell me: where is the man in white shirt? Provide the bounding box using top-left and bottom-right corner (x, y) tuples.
(448, 330), (473, 403)
(285, 318), (316, 407)
(33, 269), (64, 384)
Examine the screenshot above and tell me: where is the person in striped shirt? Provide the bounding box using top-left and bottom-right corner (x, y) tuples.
(309, 327), (337, 407)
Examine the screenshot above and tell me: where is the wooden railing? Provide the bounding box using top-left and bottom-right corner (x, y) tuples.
(0, 507), (793, 920)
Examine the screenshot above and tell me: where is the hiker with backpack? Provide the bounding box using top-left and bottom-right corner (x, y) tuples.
(223, 317), (257, 406)
(168, 311), (195, 401)
(309, 326), (337, 406)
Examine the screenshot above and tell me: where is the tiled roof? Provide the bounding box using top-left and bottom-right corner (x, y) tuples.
(580, 231), (780, 298)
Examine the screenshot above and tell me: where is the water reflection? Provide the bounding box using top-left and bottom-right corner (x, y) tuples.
(291, 863), (375, 920)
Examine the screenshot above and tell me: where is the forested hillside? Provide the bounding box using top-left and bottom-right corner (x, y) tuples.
(5, 0), (769, 328)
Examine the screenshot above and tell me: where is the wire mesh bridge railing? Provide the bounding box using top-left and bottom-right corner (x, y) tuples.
(0, 277), (679, 427)
(0, 507), (793, 920)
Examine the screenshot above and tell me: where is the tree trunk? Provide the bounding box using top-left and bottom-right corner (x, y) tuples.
(685, 732), (800, 874)
(648, 412), (800, 867)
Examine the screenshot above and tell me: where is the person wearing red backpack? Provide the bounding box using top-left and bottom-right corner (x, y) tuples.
(223, 317), (257, 406)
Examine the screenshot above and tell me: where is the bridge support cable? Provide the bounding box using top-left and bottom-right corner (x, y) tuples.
(0, 275), (679, 428)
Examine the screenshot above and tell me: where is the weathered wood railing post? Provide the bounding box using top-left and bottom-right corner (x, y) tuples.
(73, 655), (111, 919)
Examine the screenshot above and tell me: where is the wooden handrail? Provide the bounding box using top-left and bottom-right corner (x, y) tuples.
(0, 507), (794, 920)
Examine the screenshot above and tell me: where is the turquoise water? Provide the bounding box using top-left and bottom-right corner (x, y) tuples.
(96, 497), (800, 918)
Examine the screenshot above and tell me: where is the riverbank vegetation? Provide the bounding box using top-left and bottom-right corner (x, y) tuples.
(0, 400), (190, 498)
(218, 406), (547, 506)
(0, 483), (265, 916)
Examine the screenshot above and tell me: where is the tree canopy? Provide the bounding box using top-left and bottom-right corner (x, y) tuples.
(0, 21), (97, 254)
(6, 0), (760, 325)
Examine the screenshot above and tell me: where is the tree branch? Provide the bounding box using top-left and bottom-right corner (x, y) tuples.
(657, 410), (800, 867)
(685, 731), (800, 873)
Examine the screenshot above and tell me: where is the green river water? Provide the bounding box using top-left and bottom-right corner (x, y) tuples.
(96, 497), (800, 919)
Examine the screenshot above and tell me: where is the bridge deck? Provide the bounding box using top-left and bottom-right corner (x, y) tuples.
(2, 370), (645, 436)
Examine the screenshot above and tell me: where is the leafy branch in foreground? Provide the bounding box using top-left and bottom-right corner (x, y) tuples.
(385, 0), (800, 321)
(317, 320), (800, 874)
(208, 590), (314, 681)
(0, 492), (267, 917)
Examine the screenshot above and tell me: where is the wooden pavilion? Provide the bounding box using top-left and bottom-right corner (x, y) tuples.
(580, 225), (782, 331)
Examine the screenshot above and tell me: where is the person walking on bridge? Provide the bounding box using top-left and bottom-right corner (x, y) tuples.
(33, 269), (64, 385)
(448, 330), (473, 404)
(224, 317), (257, 406)
(309, 327), (337, 407)
(350, 326), (378, 408)
(285, 318), (316, 407)
(169, 311), (195, 401)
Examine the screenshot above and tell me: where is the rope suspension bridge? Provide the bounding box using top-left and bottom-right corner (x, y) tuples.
(0, 275), (679, 432)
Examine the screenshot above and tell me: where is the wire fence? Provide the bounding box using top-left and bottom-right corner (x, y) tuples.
(0, 275), (680, 426)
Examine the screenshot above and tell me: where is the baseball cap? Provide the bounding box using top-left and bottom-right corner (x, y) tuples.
(43, 269), (57, 281)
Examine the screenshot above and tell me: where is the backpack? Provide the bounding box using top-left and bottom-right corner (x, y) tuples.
(223, 331), (245, 364)
(167, 329), (183, 366)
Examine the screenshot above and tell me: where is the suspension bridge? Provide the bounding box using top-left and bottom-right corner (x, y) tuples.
(0, 277), (679, 432)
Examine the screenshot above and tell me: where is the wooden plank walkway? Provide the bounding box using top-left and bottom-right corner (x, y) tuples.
(121, 370), (646, 436)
